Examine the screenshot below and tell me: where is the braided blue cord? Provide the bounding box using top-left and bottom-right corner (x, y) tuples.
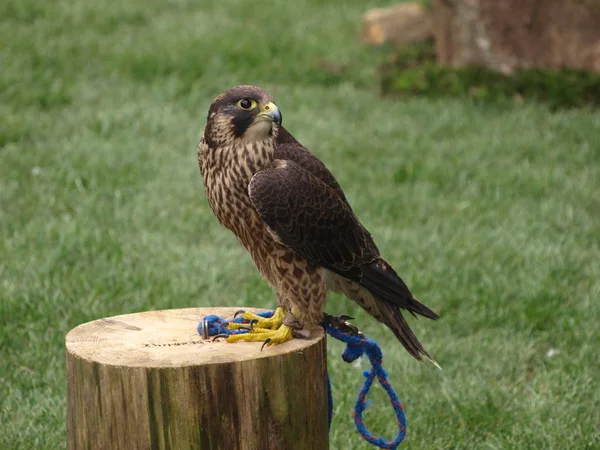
(199, 312), (406, 449)
(323, 323), (407, 449)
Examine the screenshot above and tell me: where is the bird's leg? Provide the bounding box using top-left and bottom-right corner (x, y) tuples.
(226, 307), (286, 331)
(225, 306), (303, 347)
(225, 323), (294, 346)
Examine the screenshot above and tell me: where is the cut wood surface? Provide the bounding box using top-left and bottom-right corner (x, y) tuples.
(66, 307), (328, 450)
(361, 2), (433, 46)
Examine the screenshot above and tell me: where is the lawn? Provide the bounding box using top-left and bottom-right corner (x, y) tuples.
(1, 0), (599, 449)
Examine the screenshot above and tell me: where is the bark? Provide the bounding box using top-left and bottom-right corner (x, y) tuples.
(433, 0), (600, 73)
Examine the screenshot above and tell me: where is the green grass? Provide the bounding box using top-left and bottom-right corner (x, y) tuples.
(381, 41), (600, 110)
(1, 0), (599, 448)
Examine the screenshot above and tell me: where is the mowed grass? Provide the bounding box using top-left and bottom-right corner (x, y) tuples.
(1, 0), (599, 448)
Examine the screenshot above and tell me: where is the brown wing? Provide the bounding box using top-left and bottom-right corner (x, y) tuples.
(275, 127), (348, 202)
(249, 160), (377, 281)
(249, 159), (439, 321)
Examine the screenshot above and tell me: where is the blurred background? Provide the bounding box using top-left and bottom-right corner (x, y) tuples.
(1, 0), (598, 448)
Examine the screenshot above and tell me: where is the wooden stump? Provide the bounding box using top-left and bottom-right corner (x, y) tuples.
(432, 0), (600, 73)
(66, 307), (328, 450)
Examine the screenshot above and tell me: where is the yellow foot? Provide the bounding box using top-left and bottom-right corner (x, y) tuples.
(227, 307), (285, 331)
(226, 324), (294, 348)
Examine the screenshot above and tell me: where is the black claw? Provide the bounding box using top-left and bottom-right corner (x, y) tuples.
(233, 309), (246, 319)
(261, 338), (271, 351)
(212, 334), (230, 342)
(321, 312), (333, 325)
(237, 326), (252, 332)
(321, 313), (361, 336)
(249, 319), (259, 328)
(218, 322), (230, 332)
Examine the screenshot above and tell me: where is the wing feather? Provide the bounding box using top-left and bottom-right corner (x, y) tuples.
(275, 127), (348, 202)
(249, 160), (377, 280)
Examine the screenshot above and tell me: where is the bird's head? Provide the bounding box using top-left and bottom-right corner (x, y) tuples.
(204, 85), (282, 146)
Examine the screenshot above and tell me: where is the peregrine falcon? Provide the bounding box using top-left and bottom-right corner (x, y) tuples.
(198, 85), (438, 363)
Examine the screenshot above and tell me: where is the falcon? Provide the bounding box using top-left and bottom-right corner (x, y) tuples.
(198, 85), (439, 363)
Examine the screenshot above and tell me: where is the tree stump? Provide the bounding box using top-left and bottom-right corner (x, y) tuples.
(66, 307), (328, 450)
(432, 0), (600, 73)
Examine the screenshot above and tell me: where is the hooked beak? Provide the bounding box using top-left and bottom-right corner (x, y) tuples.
(258, 102), (282, 126)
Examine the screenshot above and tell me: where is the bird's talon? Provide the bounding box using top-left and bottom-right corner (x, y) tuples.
(225, 324), (294, 346)
(261, 338), (271, 351)
(227, 307), (286, 330)
(212, 333), (229, 342)
(322, 313), (361, 336)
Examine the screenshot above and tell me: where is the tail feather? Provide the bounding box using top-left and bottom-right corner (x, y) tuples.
(360, 259), (439, 320)
(333, 272), (439, 366)
(377, 300), (439, 367)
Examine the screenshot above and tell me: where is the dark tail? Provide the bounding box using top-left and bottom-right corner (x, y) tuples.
(377, 300), (439, 366)
(361, 259), (439, 320)
(359, 258), (440, 366)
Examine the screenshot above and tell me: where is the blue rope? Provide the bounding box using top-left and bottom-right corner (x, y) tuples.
(199, 311), (407, 449)
(323, 323), (407, 449)
(326, 371), (333, 429)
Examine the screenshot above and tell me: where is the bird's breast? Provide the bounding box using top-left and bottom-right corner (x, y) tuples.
(199, 138), (291, 285)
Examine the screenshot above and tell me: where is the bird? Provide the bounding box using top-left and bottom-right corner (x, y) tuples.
(197, 85), (439, 364)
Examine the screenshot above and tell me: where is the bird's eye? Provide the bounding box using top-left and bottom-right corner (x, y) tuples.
(237, 98), (256, 110)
